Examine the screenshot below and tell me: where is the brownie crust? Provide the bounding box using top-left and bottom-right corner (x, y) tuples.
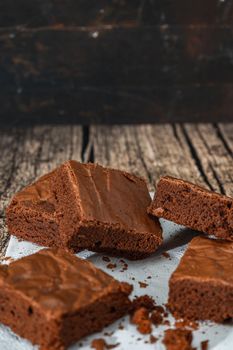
(0, 249), (132, 349)
(6, 171), (60, 248)
(54, 161), (162, 259)
(148, 176), (233, 241)
(168, 236), (233, 322)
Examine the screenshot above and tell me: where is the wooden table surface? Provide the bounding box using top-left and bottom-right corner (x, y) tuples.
(0, 123), (232, 257)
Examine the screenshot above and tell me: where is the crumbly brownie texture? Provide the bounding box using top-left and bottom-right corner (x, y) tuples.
(0, 249), (132, 350)
(168, 236), (233, 322)
(163, 328), (194, 350)
(54, 160), (162, 259)
(148, 176), (233, 241)
(6, 171), (60, 248)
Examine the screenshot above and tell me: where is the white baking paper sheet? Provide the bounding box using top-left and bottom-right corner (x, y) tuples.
(1, 219), (233, 350)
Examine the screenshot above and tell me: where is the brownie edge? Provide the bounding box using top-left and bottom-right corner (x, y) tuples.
(168, 236), (233, 322)
(0, 249), (132, 349)
(148, 176), (233, 241)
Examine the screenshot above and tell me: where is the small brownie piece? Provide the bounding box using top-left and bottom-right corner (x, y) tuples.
(0, 249), (132, 350)
(53, 161), (162, 259)
(148, 176), (233, 241)
(168, 236), (233, 322)
(6, 171), (60, 248)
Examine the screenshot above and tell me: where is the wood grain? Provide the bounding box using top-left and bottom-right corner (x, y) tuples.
(0, 124), (232, 256)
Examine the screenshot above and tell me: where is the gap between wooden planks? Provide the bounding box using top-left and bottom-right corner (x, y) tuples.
(0, 123), (232, 256)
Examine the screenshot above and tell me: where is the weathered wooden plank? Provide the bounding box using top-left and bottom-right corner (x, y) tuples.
(0, 125), (82, 256)
(90, 124), (206, 190)
(184, 124), (233, 196)
(0, 0), (232, 28)
(91, 124), (233, 194)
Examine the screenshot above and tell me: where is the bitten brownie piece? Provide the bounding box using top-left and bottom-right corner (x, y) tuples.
(53, 160), (162, 259)
(0, 249), (132, 350)
(148, 176), (233, 241)
(6, 171), (60, 248)
(168, 236), (233, 322)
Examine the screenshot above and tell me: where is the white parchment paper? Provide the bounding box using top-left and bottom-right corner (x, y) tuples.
(1, 219), (233, 350)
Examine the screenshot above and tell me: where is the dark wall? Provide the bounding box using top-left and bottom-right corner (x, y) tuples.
(0, 0), (233, 125)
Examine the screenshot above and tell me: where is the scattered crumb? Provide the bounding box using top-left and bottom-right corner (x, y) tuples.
(118, 323), (124, 330)
(150, 309), (163, 325)
(91, 339), (105, 350)
(201, 340), (209, 350)
(162, 252), (171, 259)
(132, 295), (156, 311)
(138, 281), (148, 288)
(175, 319), (199, 330)
(163, 320), (171, 326)
(102, 256), (111, 262)
(163, 329), (194, 350)
(91, 339), (119, 350)
(147, 276), (152, 279)
(150, 335), (158, 344)
(137, 319), (152, 334)
(131, 277), (135, 280)
(103, 331), (114, 337)
(131, 307), (149, 325)
(106, 263), (117, 269)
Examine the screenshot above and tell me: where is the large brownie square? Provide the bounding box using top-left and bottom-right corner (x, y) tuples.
(148, 176), (233, 241)
(53, 161), (162, 259)
(0, 249), (132, 350)
(6, 171), (60, 248)
(168, 236), (233, 322)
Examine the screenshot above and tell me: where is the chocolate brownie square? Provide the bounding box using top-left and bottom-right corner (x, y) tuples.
(53, 161), (162, 259)
(168, 236), (233, 322)
(148, 176), (233, 241)
(6, 171), (60, 248)
(0, 249), (132, 350)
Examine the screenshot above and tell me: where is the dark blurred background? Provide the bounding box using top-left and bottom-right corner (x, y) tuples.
(0, 0), (233, 126)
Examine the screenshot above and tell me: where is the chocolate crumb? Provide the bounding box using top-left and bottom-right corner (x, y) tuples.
(163, 329), (194, 350)
(175, 320), (199, 330)
(138, 281), (148, 288)
(147, 276), (152, 279)
(137, 319), (152, 334)
(118, 323), (124, 330)
(132, 295), (156, 311)
(91, 339), (105, 350)
(102, 256), (111, 262)
(150, 310), (163, 325)
(91, 339), (119, 350)
(131, 307), (149, 325)
(106, 263), (117, 269)
(201, 340), (209, 350)
(162, 252), (171, 259)
(150, 335), (158, 344)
